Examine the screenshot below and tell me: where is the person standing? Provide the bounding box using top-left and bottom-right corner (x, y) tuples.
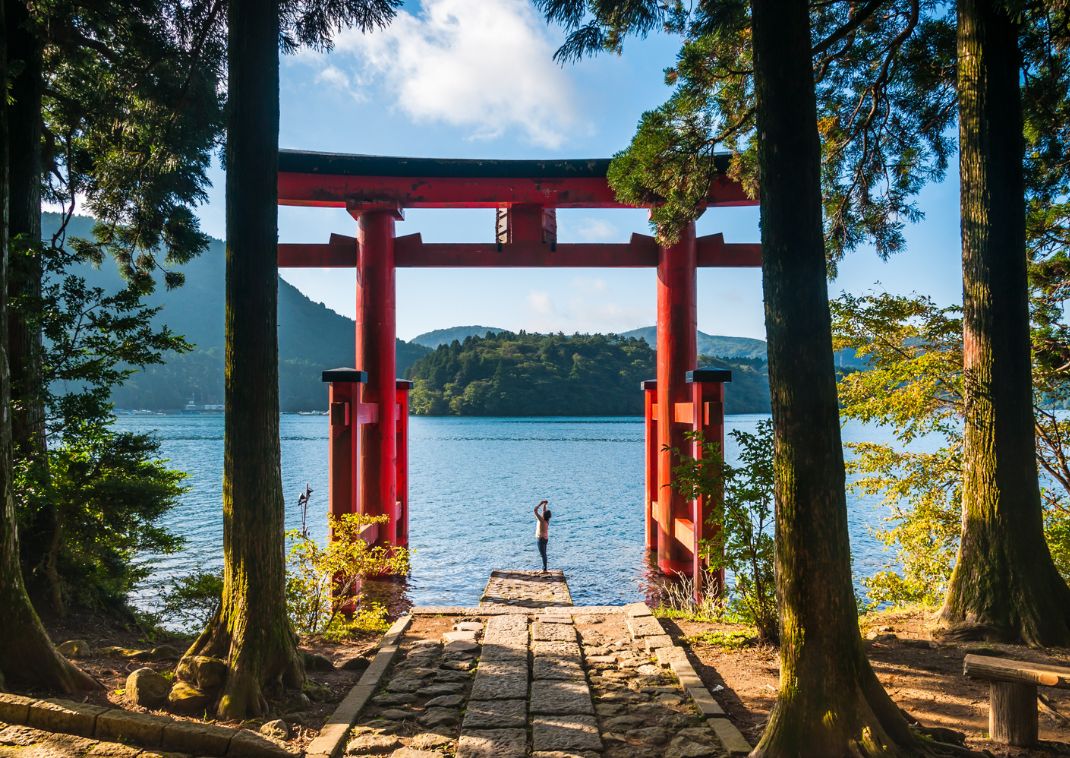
(534, 499), (551, 573)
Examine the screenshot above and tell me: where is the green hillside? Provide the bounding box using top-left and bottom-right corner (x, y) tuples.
(410, 325), (504, 348)
(408, 331), (771, 416)
(45, 214), (430, 411)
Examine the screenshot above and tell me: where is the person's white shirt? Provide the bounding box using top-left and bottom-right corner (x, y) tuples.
(535, 512), (549, 539)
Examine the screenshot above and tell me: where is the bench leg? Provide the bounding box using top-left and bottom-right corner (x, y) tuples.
(990, 681), (1038, 746)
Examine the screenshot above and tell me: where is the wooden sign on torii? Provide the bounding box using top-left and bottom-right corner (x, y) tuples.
(276, 150), (761, 599)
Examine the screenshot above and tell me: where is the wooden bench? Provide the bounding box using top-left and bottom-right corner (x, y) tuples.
(964, 653), (1070, 746)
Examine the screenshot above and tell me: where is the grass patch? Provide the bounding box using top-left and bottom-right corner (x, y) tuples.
(684, 630), (756, 650)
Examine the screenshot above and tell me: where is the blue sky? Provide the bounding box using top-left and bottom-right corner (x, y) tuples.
(194, 0), (963, 342)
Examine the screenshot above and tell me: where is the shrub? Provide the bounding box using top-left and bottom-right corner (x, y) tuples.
(671, 421), (778, 643)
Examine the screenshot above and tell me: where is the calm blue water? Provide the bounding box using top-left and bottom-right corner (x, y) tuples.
(116, 414), (895, 612)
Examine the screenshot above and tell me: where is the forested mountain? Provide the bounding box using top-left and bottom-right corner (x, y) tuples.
(408, 331), (771, 416)
(45, 214), (430, 411)
(410, 325), (504, 348)
(620, 326), (769, 361)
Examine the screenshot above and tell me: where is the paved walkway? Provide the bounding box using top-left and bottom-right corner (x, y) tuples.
(479, 570), (573, 609)
(343, 570), (751, 757)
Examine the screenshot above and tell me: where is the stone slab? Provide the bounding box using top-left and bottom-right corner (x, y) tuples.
(531, 640), (582, 659)
(655, 646), (688, 666)
(0, 694), (33, 725)
(531, 716), (602, 752)
(485, 615), (528, 633)
(532, 622), (576, 642)
(687, 685), (726, 717)
(532, 656), (584, 681)
(625, 615), (664, 638)
(161, 722), (235, 755)
(624, 602), (652, 617)
(529, 680), (594, 716)
(709, 716), (752, 756)
(461, 699), (527, 730)
(28, 699), (110, 738)
(225, 729), (295, 758)
(644, 634), (675, 652)
(456, 728), (527, 758)
(470, 661), (529, 700)
(94, 710), (166, 747)
(479, 643), (528, 663)
(670, 658), (706, 691)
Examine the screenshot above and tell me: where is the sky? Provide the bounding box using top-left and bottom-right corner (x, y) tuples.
(193, 0), (964, 342)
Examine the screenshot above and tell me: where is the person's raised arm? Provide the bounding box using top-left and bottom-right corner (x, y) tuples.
(535, 499), (547, 517)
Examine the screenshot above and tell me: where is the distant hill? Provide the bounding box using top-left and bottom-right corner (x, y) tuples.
(44, 214), (430, 411)
(621, 325), (867, 368)
(409, 331), (771, 416)
(410, 325), (504, 349)
(620, 327), (767, 361)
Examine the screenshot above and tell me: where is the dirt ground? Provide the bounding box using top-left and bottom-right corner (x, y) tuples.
(662, 608), (1070, 757)
(37, 612), (382, 752)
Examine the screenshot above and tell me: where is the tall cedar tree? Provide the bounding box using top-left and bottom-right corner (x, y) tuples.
(937, 0), (1070, 644)
(747, 3), (931, 752)
(0, 0), (95, 693)
(537, 0), (977, 752)
(180, 0), (301, 718)
(177, 0), (399, 719)
(6, 0), (224, 614)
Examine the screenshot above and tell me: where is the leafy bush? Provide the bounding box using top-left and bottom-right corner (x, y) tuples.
(159, 571), (224, 633)
(832, 291), (1070, 609)
(671, 421), (778, 643)
(286, 512), (409, 638)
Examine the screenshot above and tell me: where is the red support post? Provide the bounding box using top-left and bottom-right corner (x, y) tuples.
(642, 380), (658, 552)
(322, 369), (367, 525)
(395, 380), (411, 549)
(656, 221), (697, 575)
(686, 369), (731, 602)
(355, 208), (401, 545)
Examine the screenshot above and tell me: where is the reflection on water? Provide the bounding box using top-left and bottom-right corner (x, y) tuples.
(120, 413), (897, 618)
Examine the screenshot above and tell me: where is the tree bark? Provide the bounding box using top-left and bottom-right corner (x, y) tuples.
(937, 0), (1070, 646)
(0, 0), (96, 694)
(749, 0), (933, 754)
(177, 0), (302, 719)
(5, 0), (63, 616)
(5, 0), (44, 463)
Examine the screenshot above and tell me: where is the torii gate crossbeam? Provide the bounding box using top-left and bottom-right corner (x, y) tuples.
(276, 150), (761, 597)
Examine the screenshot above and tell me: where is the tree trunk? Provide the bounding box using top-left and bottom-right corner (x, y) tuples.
(5, 0), (62, 616)
(937, 0), (1070, 646)
(177, 0), (303, 719)
(5, 0), (44, 463)
(749, 0), (932, 754)
(0, 0), (95, 694)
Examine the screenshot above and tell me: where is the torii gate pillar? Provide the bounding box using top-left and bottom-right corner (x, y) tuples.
(355, 208), (401, 544)
(655, 221), (698, 574)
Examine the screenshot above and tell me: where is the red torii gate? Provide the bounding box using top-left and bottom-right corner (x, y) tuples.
(276, 150), (760, 592)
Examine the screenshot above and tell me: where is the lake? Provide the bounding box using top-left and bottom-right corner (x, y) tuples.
(117, 413), (898, 614)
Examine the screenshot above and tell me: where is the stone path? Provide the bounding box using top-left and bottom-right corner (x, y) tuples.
(342, 572), (750, 757)
(479, 570), (572, 609)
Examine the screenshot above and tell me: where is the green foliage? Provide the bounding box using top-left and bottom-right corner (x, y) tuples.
(40, 1), (226, 288)
(540, 1), (955, 258)
(12, 241), (189, 611)
(683, 630), (756, 650)
(408, 330), (770, 416)
(159, 571), (224, 634)
(832, 291), (1070, 608)
(286, 513), (408, 638)
(671, 422), (778, 643)
(16, 428), (186, 612)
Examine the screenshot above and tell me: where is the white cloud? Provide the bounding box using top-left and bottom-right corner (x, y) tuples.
(574, 218), (619, 242)
(324, 0), (584, 148)
(525, 286), (648, 333)
(316, 66), (364, 101)
(527, 290), (555, 315)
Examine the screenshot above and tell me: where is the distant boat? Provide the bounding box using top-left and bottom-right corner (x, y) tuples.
(183, 397), (224, 413)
